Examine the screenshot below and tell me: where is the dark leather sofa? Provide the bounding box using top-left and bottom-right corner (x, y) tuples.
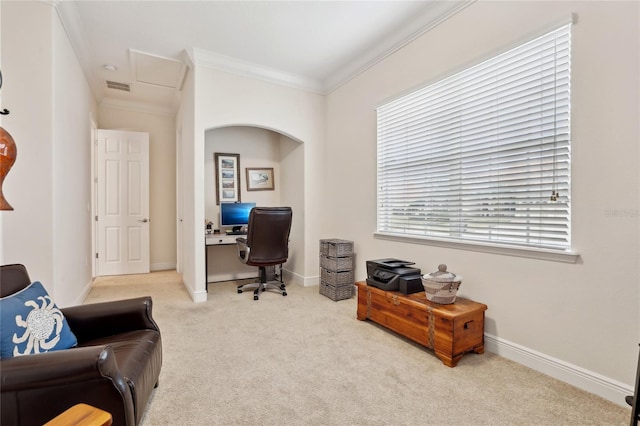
(0, 264), (162, 425)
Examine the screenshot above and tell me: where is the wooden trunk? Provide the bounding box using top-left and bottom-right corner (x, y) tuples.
(355, 281), (487, 367)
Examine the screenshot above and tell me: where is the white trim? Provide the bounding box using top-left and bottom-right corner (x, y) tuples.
(75, 278), (94, 306)
(207, 271), (258, 283)
(188, 48), (324, 94)
(303, 275), (320, 287)
(374, 232), (580, 264)
(150, 262), (177, 272)
(52, 0), (477, 98)
(186, 1), (476, 95)
(325, 0), (475, 93)
(99, 97), (174, 117)
(283, 269), (315, 287)
(485, 333), (632, 407)
(51, 0), (103, 100)
(186, 286), (208, 303)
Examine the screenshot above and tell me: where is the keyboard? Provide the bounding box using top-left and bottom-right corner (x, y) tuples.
(225, 231), (246, 236)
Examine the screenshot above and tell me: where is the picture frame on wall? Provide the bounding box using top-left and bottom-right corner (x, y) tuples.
(214, 153), (241, 204)
(246, 167), (275, 191)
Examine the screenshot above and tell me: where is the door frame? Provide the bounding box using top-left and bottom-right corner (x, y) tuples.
(90, 115), (98, 277)
(93, 128), (150, 276)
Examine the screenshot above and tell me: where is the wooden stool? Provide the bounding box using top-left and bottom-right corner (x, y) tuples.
(44, 403), (112, 426)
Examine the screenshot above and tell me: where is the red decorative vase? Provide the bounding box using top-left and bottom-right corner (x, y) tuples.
(0, 126), (17, 210)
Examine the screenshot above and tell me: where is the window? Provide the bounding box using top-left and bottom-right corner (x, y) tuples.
(376, 24), (572, 253)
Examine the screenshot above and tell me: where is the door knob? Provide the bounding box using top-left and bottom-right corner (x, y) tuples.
(138, 218), (149, 223)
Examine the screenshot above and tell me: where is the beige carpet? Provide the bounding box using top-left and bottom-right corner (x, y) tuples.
(87, 271), (629, 425)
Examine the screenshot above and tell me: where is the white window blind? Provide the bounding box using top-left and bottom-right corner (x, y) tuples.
(377, 24), (571, 251)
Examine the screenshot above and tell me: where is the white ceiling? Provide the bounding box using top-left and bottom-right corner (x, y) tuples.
(55, 1), (470, 113)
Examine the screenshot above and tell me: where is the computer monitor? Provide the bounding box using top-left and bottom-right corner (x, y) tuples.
(220, 202), (256, 232)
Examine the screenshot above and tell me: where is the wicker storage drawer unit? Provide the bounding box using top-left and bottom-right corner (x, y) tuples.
(320, 255), (353, 272)
(321, 268), (354, 286)
(319, 239), (354, 301)
(320, 239), (354, 257)
(320, 282), (354, 301)
(355, 281), (487, 367)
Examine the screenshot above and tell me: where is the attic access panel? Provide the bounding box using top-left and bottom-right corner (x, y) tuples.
(129, 49), (187, 89)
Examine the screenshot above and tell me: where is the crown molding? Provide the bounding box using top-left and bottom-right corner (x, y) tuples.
(49, 0), (101, 99)
(187, 48), (325, 94)
(50, 0), (474, 100)
(188, 1), (473, 95)
(100, 97), (175, 117)
(323, 0), (475, 93)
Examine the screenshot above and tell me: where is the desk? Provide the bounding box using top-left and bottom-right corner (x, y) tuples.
(205, 233), (240, 246)
(205, 233), (252, 290)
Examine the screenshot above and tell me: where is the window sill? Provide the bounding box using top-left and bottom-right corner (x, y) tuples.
(374, 232), (580, 264)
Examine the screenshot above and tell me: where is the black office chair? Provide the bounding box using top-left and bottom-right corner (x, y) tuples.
(627, 343), (640, 425)
(236, 207), (292, 300)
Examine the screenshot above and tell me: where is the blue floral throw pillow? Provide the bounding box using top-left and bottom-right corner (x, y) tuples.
(0, 281), (77, 358)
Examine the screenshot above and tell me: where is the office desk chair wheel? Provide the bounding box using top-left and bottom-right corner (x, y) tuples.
(238, 283), (286, 300)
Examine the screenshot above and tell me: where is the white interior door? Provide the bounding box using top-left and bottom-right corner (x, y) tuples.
(97, 129), (150, 276)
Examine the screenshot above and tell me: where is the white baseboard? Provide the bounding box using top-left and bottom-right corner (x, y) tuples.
(283, 269), (318, 287)
(484, 333), (633, 407)
(123, 269), (634, 408)
(151, 262), (176, 271)
(76, 278), (94, 305)
(304, 274), (320, 286)
(207, 271), (257, 282)
(186, 285), (208, 303)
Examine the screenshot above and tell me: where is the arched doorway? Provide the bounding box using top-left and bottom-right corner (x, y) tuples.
(203, 125), (304, 288)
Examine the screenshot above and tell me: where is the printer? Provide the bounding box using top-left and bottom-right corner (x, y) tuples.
(365, 258), (423, 294)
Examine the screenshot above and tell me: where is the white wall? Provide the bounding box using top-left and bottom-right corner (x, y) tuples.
(278, 133), (305, 280)
(178, 65), (324, 301)
(204, 126), (284, 282)
(22, 0), (624, 406)
(98, 105), (177, 271)
(51, 5), (96, 305)
(325, 0), (639, 401)
(1, 1), (55, 287)
(204, 126), (283, 225)
(1, 1), (96, 306)
(175, 62), (198, 298)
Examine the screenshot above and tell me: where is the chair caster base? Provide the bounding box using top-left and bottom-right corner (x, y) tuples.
(253, 295), (259, 301)
(282, 292), (287, 296)
(237, 289), (243, 294)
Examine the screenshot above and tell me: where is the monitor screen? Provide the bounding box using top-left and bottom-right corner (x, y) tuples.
(220, 202), (256, 227)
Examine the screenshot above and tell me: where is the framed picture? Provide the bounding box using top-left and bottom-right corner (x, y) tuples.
(246, 167), (275, 191)
(214, 153), (241, 204)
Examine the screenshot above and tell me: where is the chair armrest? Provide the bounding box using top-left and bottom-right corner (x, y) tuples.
(236, 238), (250, 263)
(62, 297), (159, 343)
(1, 346), (135, 425)
(1, 346), (127, 393)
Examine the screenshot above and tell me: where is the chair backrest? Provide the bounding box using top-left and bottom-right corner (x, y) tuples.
(245, 207), (292, 267)
(0, 264), (32, 297)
